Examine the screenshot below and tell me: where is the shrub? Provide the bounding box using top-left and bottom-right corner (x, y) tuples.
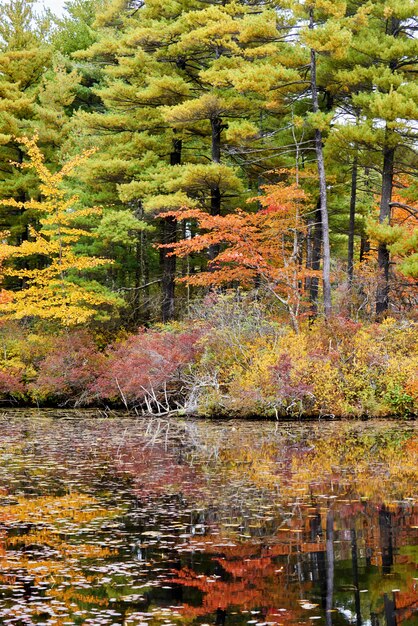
(92, 327), (202, 410)
(30, 331), (105, 405)
(0, 367), (26, 401)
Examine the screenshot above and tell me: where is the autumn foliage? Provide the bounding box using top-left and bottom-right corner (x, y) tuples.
(0, 296), (415, 416)
(30, 330), (105, 405)
(0, 137), (121, 326)
(161, 176), (318, 330)
(91, 327), (202, 408)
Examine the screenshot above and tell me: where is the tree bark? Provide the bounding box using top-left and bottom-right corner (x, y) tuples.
(160, 217), (177, 322)
(376, 140), (395, 317)
(160, 138), (182, 321)
(308, 201), (322, 316)
(310, 10), (332, 319)
(209, 116), (222, 260)
(140, 228), (150, 323)
(348, 157), (358, 285)
(376, 16), (399, 316)
(135, 201), (150, 322)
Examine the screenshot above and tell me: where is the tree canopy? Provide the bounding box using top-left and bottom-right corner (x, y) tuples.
(0, 0), (416, 329)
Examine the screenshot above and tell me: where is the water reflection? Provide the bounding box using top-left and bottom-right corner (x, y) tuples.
(0, 411), (416, 625)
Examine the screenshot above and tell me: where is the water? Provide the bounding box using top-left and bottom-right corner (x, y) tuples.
(0, 410), (416, 626)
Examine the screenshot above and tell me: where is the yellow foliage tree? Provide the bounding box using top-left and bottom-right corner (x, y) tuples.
(0, 136), (121, 326)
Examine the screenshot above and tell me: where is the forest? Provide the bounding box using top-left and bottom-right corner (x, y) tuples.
(0, 0), (417, 416)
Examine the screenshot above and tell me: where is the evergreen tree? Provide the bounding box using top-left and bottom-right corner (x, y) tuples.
(0, 0), (51, 240)
(74, 0), (293, 320)
(322, 0), (418, 315)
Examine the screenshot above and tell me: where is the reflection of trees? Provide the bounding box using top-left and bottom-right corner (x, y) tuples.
(326, 509), (334, 626)
(351, 527), (362, 626)
(168, 498), (417, 625)
(114, 440), (206, 499)
(0, 493), (120, 621)
(0, 417), (416, 625)
(113, 422), (418, 625)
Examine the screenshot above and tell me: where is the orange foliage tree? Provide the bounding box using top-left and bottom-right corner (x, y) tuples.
(161, 175), (318, 331)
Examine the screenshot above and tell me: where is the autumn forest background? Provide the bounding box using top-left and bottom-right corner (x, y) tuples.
(0, 0), (417, 416)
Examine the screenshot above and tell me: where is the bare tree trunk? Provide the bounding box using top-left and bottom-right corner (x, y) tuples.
(209, 116), (222, 260)
(160, 138), (182, 321)
(348, 157), (358, 285)
(310, 9), (332, 319)
(309, 201), (322, 317)
(376, 139), (394, 317)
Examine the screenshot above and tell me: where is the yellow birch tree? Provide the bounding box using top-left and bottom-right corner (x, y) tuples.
(0, 136), (122, 326)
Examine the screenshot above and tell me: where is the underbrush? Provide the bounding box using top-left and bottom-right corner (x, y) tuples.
(0, 298), (417, 417)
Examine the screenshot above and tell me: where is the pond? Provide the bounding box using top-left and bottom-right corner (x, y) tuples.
(0, 410), (416, 626)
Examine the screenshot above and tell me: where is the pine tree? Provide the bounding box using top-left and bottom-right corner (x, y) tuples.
(0, 0), (51, 240)
(73, 0), (290, 320)
(321, 0), (418, 315)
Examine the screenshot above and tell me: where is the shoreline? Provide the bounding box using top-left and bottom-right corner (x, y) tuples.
(0, 405), (415, 420)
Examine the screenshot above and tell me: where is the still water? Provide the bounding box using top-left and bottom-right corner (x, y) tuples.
(0, 410), (416, 626)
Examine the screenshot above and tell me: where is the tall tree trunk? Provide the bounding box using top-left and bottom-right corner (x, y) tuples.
(310, 10), (332, 319)
(160, 217), (177, 322)
(376, 17), (399, 316)
(160, 138), (182, 322)
(360, 237), (370, 262)
(141, 223), (150, 323)
(209, 116), (222, 260)
(360, 166), (371, 262)
(309, 201), (322, 316)
(348, 157), (358, 285)
(132, 239), (141, 324)
(133, 201), (150, 322)
(376, 139), (395, 317)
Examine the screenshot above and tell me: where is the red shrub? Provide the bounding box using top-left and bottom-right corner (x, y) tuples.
(270, 354), (314, 413)
(0, 367), (26, 399)
(30, 330), (105, 404)
(92, 328), (202, 407)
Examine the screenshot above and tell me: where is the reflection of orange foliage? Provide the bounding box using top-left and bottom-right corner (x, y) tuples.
(394, 582), (418, 623)
(171, 563), (302, 622)
(0, 491), (120, 620)
(49, 588), (109, 607)
(169, 495), (417, 623)
(170, 529), (329, 623)
(0, 531), (6, 558)
(403, 436), (418, 455)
